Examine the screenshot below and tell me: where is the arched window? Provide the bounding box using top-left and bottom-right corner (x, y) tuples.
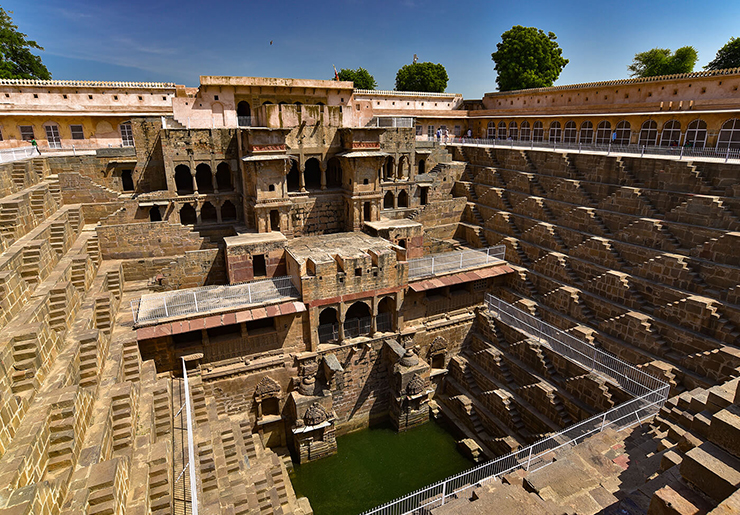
(660, 120), (681, 146)
(304, 158), (321, 190)
(344, 301), (372, 338)
(201, 202), (217, 223)
(615, 121), (631, 145)
(174, 165), (193, 195)
(287, 160), (300, 192)
(579, 121), (594, 144)
(717, 119), (740, 149)
(498, 121), (507, 140)
(398, 156), (409, 180)
(180, 204), (196, 225)
(221, 200), (237, 221)
(195, 163), (213, 193)
(519, 121), (531, 141)
(397, 190), (409, 208)
(149, 206), (162, 222)
(638, 120), (658, 147)
(548, 121), (562, 142)
(595, 121), (612, 144)
(120, 121), (134, 147)
(216, 162), (232, 191)
(237, 100), (251, 126)
(383, 191), (394, 209)
(318, 307), (339, 343)
(376, 297), (395, 332)
(685, 119), (707, 148)
(382, 156), (394, 181)
(532, 121), (544, 142)
(326, 157), (342, 188)
(487, 121), (496, 138)
(508, 121), (518, 140)
(563, 121), (577, 144)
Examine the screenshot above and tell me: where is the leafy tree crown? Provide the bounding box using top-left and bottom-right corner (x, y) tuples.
(337, 67), (377, 90)
(0, 8), (51, 80)
(395, 62), (448, 93)
(705, 37), (740, 70)
(491, 26), (568, 92)
(627, 46), (698, 77)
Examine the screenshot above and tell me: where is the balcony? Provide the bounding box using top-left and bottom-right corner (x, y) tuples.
(407, 245), (506, 281)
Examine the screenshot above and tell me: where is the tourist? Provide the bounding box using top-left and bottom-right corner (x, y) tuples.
(436, 128), (441, 142)
(30, 138), (39, 155)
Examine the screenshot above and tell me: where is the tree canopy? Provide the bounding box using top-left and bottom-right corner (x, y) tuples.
(705, 37), (740, 70)
(336, 67), (377, 90)
(0, 8), (51, 80)
(490, 26), (568, 92)
(627, 47), (698, 77)
(394, 62), (448, 93)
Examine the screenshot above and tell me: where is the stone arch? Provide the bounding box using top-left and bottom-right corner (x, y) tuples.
(497, 121), (507, 140)
(201, 202), (217, 223)
(718, 118), (740, 149)
(237, 100), (251, 117)
(221, 200), (237, 221)
(383, 191), (394, 209)
(638, 120), (658, 147)
(253, 376), (281, 417)
(344, 301), (372, 338)
(377, 296), (395, 332)
(580, 121), (594, 144)
(287, 160), (300, 192)
(428, 336), (448, 369)
(487, 121), (496, 138)
(304, 158), (321, 190)
(660, 120), (681, 146)
(685, 119), (707, 148)
(383, 156), (395, 181)
(149, 206), (162, 222)
(174, 164), (193, 195)
(211, 102), (224, 127)
(318, 307), (339, 343)
(596, 121), (612, 144)
(195, 163), (214, 193)
(519, 121), (531, 141)
(532, 121), (544, 141)
(508, 121), (518, 140)
(563, 121), (577, 143)
(180, 204), (196, 225)
(615, 120), (631, 145)
(548, 121), (562, 142)
(216, 162), (232, 191)
(397, 190), (409, 208)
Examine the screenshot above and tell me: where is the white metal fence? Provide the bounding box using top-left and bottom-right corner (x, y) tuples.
(131, 276), (299, 325)
(407, 245), (506, 280)
(359, 294), (669, 515)
(428, 136), (740, 163)
(0, 146), (40, 163)
(175, 358), (199, 515)
(366, 117), (415, 128)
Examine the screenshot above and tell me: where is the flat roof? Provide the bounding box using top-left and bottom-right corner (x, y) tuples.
(225, 231), (287, 248)
(365, 219), (422, 230)
(200, 76), (354, 90)
(286, 232), (395, 265)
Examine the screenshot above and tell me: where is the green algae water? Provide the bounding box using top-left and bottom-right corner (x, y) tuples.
(289, 420), (474, 515)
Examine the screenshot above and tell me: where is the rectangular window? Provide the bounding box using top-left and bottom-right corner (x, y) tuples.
(120, 123), (134, 146)
(427, 125), (434, 137)
(70, 125), (84, 140)
(253, 254), (267, 277)
(415, 125), (422, 136)
(45, 124), (61, 148)
(454, 125), (461, 136)
(19, 125), (35, 141)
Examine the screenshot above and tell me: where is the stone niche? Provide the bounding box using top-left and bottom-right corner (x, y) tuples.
(385, 340), (431, 432)
(285, 355), (337, 463)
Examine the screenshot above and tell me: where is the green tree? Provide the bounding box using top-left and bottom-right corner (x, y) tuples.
(705, 37), (740, 70)
(395, 62), (448, 93)
(336, 67), (377, 90)
(491, 26), (568, 92)
(627, 46), (698, 77)
(0, 8), (51, 80)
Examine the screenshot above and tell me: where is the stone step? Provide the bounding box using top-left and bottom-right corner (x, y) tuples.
(680, 441), (740, 503)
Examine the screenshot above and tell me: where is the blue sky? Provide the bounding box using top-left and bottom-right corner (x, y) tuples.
(5, 0), (740, 98)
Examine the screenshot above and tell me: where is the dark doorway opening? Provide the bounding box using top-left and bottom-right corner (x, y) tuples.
(149, 206), (162, 222)
(270, 210), (280, 232)
(253, 254), (267, 277)
(180, 204), (196, 225)
(121, 169), (134, 191)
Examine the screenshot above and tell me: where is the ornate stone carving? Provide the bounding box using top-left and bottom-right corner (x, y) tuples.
(428, 336), (447, 356)
(303, 402), (329, 426)
(298, 375), (316, 396)
(254, 376), (281, 399)
(406, 374), (425, 396)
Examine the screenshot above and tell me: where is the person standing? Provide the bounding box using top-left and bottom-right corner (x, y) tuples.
(30, 138), (39, 155)
(436, 128), (441, 142)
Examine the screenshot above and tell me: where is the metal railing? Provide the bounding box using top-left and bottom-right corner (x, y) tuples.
(408, 246), (506, 281)
(376, 312), (393, 333)
(318, 313), (394, 343)
(318, 323), (340, 343)
(175, 358), (199, 515)
(0, 146), (40, 163)
(359, 295), (669, 515)
(237, 116), (253, 127)
(344, 316), (373, 339)
(131, 276), (299, 325)
(427, 135), (740, 163)
(366, 117), (415, 128)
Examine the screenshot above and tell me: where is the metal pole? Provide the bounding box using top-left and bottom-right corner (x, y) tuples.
(431, 257), (435, 275)
(726, 147), (731, 163)
(600, 411), (607, 431)
(192, 292), (199, 313)
(441, 481), (447, 505)
(181, 358), (199, 515)
(679, 146), (684, 160)
(163, 297), (169, 317)
(526, 446), (533, 471)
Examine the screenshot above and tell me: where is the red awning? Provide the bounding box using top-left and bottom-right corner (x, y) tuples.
(136, 300), (306, 340)
(408, 265), (514, 292)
